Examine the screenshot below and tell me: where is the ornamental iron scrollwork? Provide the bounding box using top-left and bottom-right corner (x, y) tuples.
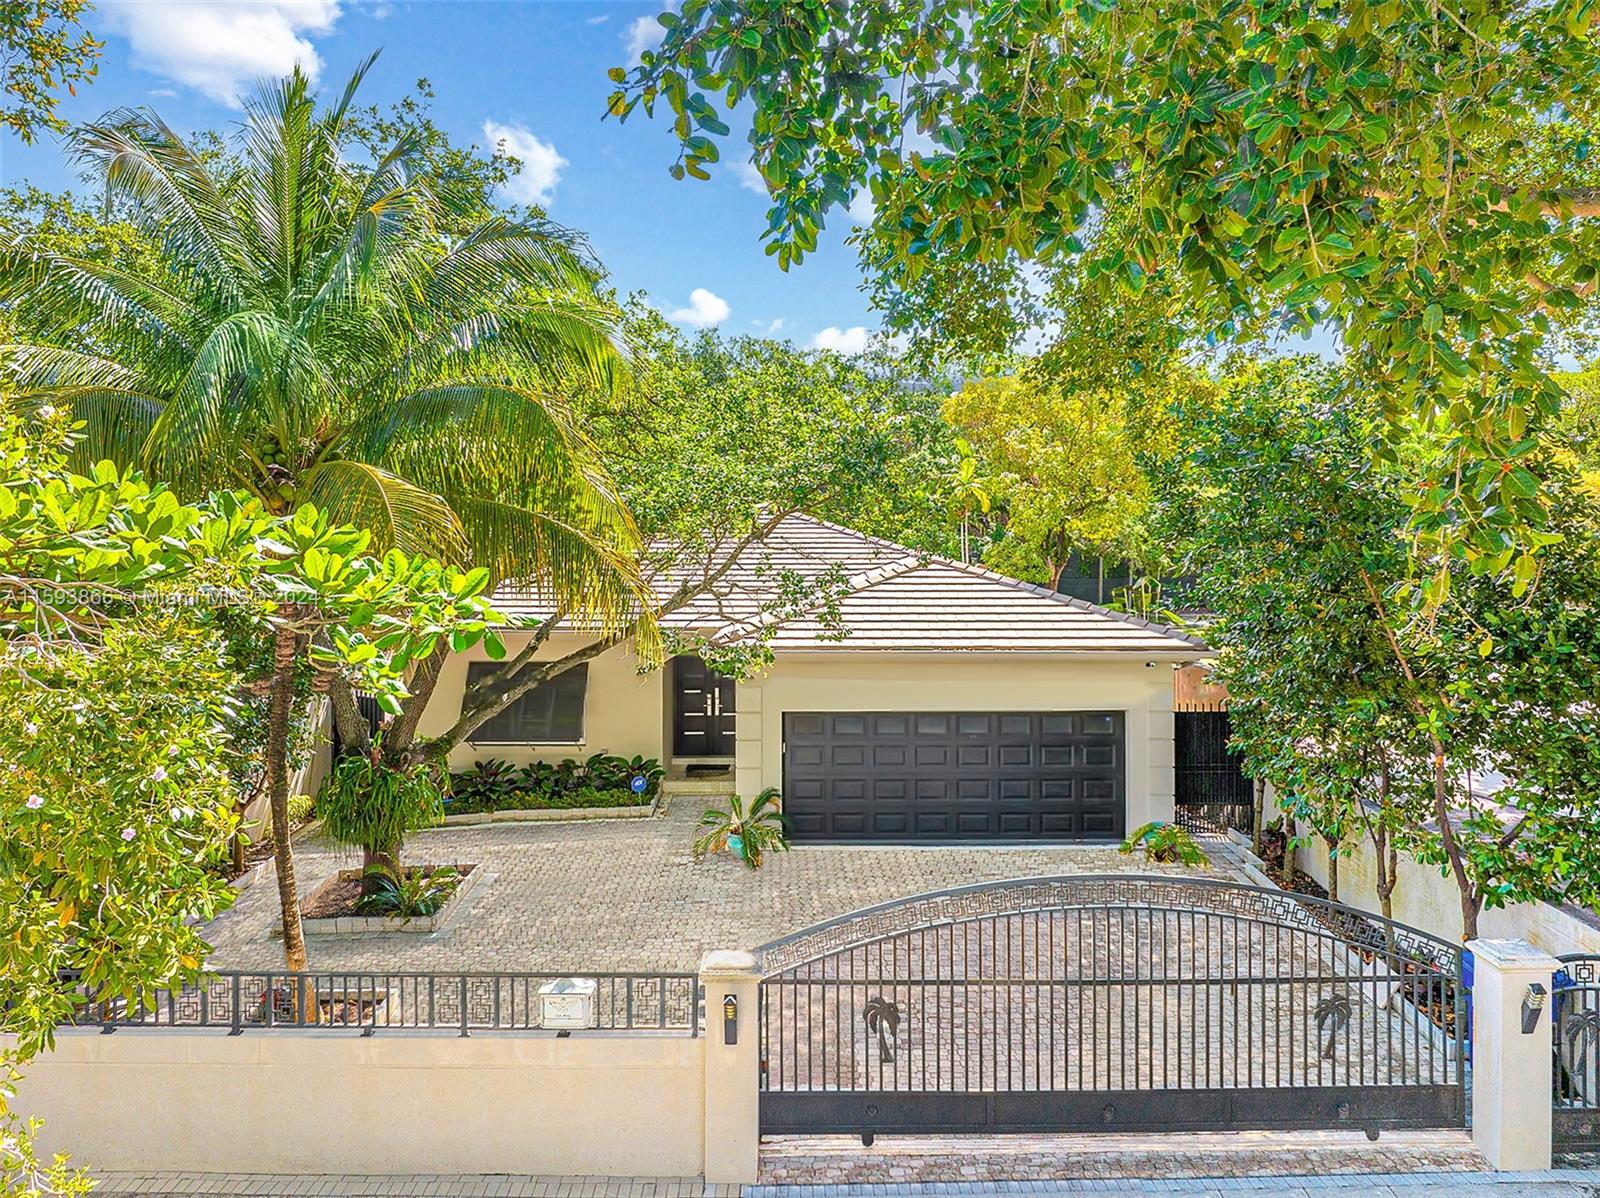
(863, 995), (900, 1064)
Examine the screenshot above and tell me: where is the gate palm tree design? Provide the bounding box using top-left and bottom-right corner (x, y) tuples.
(863, 996), (900, 1064)
(1562, 1007), (1600, 1101)
(1314, 993), (1352, 1061)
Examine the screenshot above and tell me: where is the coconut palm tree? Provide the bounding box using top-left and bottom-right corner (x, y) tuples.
(0, 59), (658, 971)
(0, 55), (648, 630)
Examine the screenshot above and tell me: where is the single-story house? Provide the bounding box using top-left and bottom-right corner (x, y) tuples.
(415, 514), (1209, 843)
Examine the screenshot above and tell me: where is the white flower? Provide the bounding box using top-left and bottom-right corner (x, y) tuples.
(22, 723), (36, 737)
(25, 794), (44, 810)
(151, 767), (168, 783)
(38, 405), (56, 419)
(120, 827), (136, 842)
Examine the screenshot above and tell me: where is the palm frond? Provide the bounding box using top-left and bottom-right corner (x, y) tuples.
(300, 459), (469, 565)
(448, 494), (660, 659)
(0, 344), (156, 393)
(144, 310), (302, 488)
(71, 111), (254, 306)
(0, 245), (198, 354)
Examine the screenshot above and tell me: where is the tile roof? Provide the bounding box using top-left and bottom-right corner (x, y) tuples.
(491, 513), (1208, 655)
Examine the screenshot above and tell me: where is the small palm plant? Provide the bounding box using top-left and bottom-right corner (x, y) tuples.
(693, 788), (789, 870)
(1118, 820), (1210, 866)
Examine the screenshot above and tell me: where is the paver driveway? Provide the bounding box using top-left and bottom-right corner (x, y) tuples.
(203, 798), (1238, 973)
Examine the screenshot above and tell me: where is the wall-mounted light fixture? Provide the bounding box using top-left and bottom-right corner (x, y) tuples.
(1521, 982), (1547, 1034)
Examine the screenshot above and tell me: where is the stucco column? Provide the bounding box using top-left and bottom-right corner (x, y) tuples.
(1467, 937), (1559, 1170)
(700, 949), (761, 1185)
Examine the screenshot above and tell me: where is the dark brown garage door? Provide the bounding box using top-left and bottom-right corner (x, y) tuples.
(782, 711), (1126, 843)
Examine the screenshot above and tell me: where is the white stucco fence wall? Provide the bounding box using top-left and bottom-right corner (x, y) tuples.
(18, 1030), (707, 1178)
(1292, 819), (1600, 955)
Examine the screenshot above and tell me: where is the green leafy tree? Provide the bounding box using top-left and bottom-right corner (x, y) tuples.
(945, 372), (1157, 588)
(0, 0), (99, 143)
(1173, 359), (1600, 937)
(616, 0), (1600, 573)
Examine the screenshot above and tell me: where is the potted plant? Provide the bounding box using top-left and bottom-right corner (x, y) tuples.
(694, 788), (789, 869)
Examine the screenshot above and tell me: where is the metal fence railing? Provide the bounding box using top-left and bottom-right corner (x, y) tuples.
(1555, 954), (1600, 1153)
(65, 971), (701, 1036)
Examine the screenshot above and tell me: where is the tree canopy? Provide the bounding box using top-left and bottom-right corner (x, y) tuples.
(616, 0), (1600, 574)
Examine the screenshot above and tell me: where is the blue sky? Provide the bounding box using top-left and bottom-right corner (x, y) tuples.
(0, 0), (880, 351)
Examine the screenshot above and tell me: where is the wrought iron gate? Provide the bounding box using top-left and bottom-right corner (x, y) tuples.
(1555, 954), (1600, 1154)
(758, 877), (1468, 1138)
(1174, 712), (1254, 834)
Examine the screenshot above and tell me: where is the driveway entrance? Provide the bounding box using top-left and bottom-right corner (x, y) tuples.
(757, 876), (1469, 1141)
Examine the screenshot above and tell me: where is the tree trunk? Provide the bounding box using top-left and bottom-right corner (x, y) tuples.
(1251, 777), (1267, 858)
(1326, 839), (1339, 903)
(1428, 743), (1480, 940)
(266, 620), (308, 974)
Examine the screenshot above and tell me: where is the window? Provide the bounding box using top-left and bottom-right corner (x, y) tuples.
(465, 663), (588, 744)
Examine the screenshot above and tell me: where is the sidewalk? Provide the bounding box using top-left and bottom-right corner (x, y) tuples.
(91, 1168), (1600, 1198)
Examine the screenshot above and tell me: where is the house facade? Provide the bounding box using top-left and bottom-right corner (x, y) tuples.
(416, 515), (1208, 843)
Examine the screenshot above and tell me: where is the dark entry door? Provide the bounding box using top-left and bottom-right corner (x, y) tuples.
(781, 710), (1125, 842)
(672, 655), (736, 757)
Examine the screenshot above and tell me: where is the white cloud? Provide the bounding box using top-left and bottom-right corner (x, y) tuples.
(761, 318), (785, 336)
(99, 1), (342, 106)
(624, 7), (670, 65)
(846, 189), (876, 227)
(809, 326), (873, 354)
(586, 13), (610, 24)
(733, 162), (768, 195)
(667, 288), (731, 328)
(481, 121), (569, 208)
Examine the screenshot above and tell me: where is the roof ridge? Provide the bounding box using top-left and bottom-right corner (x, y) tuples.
(784, 512), (1208, 649)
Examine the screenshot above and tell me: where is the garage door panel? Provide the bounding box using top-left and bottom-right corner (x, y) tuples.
(783, 711), (1126, 843)
(1083, 743), (1119, 767)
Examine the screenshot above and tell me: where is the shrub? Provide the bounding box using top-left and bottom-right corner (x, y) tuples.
(1118, 821), (1210, 866)
(447, 753), (663, 814)
(285, 794), (316, 826)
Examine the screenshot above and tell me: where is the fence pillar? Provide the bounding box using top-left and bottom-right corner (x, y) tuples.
(1467, 937), (1559, 1170)
(700, 949), (761, 1186)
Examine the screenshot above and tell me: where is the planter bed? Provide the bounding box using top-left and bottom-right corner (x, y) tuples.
(293, 863), (493, 936)
(438, 792), (661, 826)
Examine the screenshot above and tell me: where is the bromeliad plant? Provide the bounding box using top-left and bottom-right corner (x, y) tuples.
(352, 864), (461, 921)
(1119, 821), (1211, 868)
(693, 788), (789, 870)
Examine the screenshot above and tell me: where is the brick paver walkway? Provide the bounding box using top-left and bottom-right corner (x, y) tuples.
(85, 1165), (1600, 1197)
(203, 801), (1232, 972)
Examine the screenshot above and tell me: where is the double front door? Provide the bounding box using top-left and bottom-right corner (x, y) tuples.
(672, 655), (736, 757)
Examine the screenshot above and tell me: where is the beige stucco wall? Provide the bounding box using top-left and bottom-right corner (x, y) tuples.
(735, 652), (1181, 830)
(18, 1030), (706, 1177)
(420, 632), (666, 774)
(1294, 820), (1600, 954)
